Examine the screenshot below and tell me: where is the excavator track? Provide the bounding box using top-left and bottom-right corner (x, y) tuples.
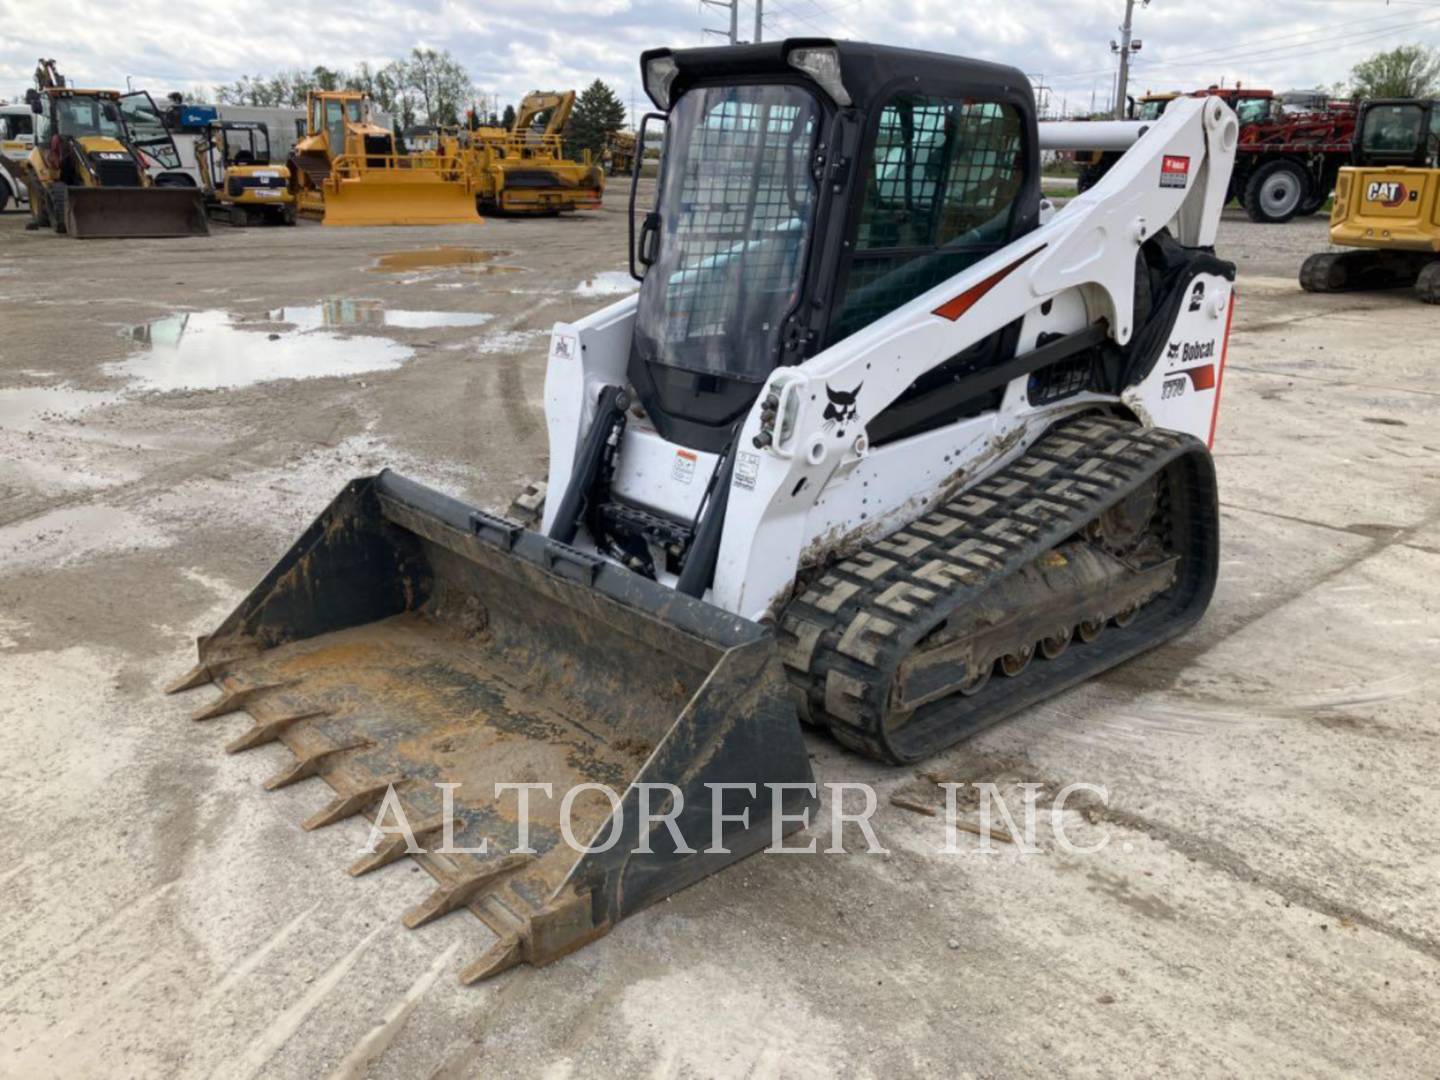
(778, 414), (1219, 764)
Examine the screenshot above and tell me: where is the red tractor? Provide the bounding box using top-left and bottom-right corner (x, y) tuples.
(1076, 87), (1356, 224)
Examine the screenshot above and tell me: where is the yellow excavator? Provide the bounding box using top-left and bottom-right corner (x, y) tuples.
(289, 89), (481, 227)
(1300, 98), (1440, 302)
(21, 59), (207, 238)
(466, 91), (604, 214)
(195, 120), (297, 226)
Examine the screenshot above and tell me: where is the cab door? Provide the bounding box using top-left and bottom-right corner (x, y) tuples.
(118, 91), (184, 174)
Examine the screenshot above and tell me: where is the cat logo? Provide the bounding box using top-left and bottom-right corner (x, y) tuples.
(1166, 341), (1181, 360)
(1365, 181), (1411, 207)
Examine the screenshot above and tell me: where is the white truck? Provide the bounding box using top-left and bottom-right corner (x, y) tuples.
(1, 102), (35, 211)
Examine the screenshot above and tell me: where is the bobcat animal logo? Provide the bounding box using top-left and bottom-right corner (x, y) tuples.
(1188, 281), (1205, 312)
(1166, 341), (1181, 360)
(823, 383), (862, 431)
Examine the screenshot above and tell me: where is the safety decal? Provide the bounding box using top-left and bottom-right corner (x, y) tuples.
(1160, 154), (1190, 189)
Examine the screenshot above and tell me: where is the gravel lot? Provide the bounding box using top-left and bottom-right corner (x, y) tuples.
(1, 187), (1436, 1078)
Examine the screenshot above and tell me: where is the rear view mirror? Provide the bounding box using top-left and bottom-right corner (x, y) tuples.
(628, 111), (666, 282)
(25, 89), (41, 114)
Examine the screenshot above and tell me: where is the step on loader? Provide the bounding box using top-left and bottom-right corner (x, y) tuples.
(1300, 98), (1440, 302)
(171, 41), (1240, 981)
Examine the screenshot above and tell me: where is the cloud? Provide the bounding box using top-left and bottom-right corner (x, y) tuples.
(2, 0), (1437, 115)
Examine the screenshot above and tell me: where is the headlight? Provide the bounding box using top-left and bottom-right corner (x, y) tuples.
(644, 55), (680, 111)
(788, 47), (850, 107)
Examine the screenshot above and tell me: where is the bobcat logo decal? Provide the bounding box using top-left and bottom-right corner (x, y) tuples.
(823, 383), (861, 431)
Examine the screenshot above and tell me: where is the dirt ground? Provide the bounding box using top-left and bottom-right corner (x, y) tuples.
(1, 188), (1437, 1079)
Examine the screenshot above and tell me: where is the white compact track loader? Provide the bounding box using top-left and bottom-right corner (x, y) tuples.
(171, 40), (1240, 981)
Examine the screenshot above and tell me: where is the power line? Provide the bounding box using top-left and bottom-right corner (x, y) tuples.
(1048, 6), (1440, 84)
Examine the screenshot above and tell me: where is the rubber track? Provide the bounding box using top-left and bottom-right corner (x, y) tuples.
(777, 414), (1219, 764)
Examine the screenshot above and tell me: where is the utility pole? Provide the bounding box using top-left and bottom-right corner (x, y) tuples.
(754, 0), (763, 43)
(1111, 0), (1147, 119)
(701, 0), (739, 44)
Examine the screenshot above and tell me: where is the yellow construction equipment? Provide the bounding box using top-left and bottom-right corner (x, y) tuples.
(21, 59), (207, 238)
(290, 90), (481, 227)
(195, 120), (297, 226)
(1300, 98), (1440, 302)
(466, 91), (604, 214)
(604, 130), (637, 177)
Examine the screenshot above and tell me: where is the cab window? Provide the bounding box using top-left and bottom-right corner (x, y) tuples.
(1, 113), (34, 140)
(1362, 104), (1424, 156)
(830, 94), (1025, 344)
(56, 98), (124, 139)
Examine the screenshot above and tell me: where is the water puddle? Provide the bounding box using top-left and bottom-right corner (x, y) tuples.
(0, 386), (122, 432)
(370, 247), (522, 274)
(109, 310), (410, 391)
(266, 301), (492, 331)
(575, 271), (639, 298)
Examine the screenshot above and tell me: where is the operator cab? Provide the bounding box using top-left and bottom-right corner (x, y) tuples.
(205, 121), (274, 168)
(628, 39), (1040, 452)
(1356, 99), (1440, 168)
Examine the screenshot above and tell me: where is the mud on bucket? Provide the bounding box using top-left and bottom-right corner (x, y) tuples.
(168, 470), (817, 981)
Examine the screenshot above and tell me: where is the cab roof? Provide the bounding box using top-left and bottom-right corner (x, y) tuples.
(641, 38), (1032, 113)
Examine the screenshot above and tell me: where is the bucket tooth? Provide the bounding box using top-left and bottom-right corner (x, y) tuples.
(303, 775), (407, 831)
(459, 935), (524, 985)
(190, 679), (297, 722)
(402, 854), (534, 929)
(225, 709), (328, 754)
(347, 814), (453, 877)
(263, 739), (370, 791)
(166, 661), (217, 695)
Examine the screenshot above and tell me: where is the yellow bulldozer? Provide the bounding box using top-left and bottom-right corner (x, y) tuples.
(289, 90), (481, 227)
(195, 120), (297, 227)
(1300, 97), (1440, 302)
(20, 59), (208, 238)
(466, 91), (604, 214)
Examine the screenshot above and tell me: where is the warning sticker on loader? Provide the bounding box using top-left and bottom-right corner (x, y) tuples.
(733, 452), (761, 491)
(672, 449), (697, 484)
(1160, 155), (1190, 189)
(550, 333), (578, 361)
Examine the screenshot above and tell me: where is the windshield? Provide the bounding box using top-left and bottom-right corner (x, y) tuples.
(226, 126), (269, 164)
(633, 83), (820, 382)
(1135, 99), (1169, 121)
(1362, 103), (1425, 157)
(1235, 98), (1272, 125)
(2, 113), (33, 140)
(55, 97), (125, 139)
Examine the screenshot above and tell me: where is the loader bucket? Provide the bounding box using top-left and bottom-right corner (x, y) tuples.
(168, 471), (816, 981)
(64, 186), (209, 238)
(320, 177), (483, 227)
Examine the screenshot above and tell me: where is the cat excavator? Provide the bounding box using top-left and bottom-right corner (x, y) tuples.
(171, 41), (1239, 983)
(466, 90), (604, 213)
(194, 120), (297, 226)
(1300, 97), (1440, 302)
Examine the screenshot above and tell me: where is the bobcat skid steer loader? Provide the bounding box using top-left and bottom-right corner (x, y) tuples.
(171, 41), (1239, 982)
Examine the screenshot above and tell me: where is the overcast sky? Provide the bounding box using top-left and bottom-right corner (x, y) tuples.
(3, 0), (1439, 119)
